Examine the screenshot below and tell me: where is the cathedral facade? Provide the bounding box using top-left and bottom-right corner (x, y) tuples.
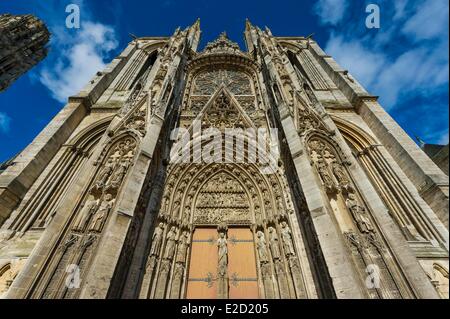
(0, 21), (448, 299)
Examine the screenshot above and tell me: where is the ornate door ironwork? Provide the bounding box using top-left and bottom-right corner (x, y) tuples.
(186, 227), (259, 299)
(186, 228), (218, 298)
(228, 227), (259, 299)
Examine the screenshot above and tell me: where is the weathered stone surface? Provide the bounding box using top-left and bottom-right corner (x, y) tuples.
(0, 20), (447, 300)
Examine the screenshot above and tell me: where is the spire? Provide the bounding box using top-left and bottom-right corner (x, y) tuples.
(245, 18), (254, 32)
(187, 18), (201, 50)
(192, 18), (200, 30)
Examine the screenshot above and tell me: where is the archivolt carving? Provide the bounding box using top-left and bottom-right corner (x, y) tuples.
(140, 159), (310, 299)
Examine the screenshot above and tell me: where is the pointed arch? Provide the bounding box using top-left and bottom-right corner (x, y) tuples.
(332, 116), (446, 245)
(7, 116), (113, 231)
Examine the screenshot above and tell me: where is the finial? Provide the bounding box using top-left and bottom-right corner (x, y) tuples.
(245, 18), (252, 29)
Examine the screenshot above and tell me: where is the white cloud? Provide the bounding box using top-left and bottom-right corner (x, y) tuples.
(325, 34), (386, 89)
(393, 0), (409, 20)
(323, 0), (448, 109)
(373, 47), (448, 107)
(0, 112), (11, 133)
(39, 21), (118, 103)
(320, 0), (448, 144)
(402, 0), (449, 41)
(313, 0), (349, 26)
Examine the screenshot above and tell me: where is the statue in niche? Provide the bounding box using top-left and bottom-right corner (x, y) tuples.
(89, 194), (115, 232)
(316, 159), (335, 192)
(330, 159), (351, 191)
(72, 196), (99, 232)
(175, 231), (190, 263)
(268, 227), (281, 260)
(150, 223), (165, 257)
(109, 157), (130, 188)
(345, 193), (374, 234)
(256, 231), (269, 263)
(217, 232), (228, 277)
(276, 196), (284, 211)
(172, 202), (181, 219)
(163, 226), (177, 260)
(95, 158), (116, 189)
(322, 148), (334, 161)
(280, 222), (295, 256)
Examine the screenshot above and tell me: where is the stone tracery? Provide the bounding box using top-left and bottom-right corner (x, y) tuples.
(1, 21), (446, 301)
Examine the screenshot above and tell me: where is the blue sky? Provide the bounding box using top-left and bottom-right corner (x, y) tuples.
(0, 0), (448, 162)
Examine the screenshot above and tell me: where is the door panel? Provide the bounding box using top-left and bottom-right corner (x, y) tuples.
(186, 228), (218, 299)
(228, 228), (259, 299)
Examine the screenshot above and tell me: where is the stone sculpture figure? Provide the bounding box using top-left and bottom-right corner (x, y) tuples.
(150, 223), (165, 257)
(176, 231), (190, 263)
(163, 226), (177, 260)
(331, 160), (352, 192)
(345, 193), (374, 234)
(268, 227), (281, 260)
(217, 232), (228, 277)
(109, 158), (130, 188)
(95, 159), (115, 189)
(256, 231), (269, 263)
(316, 159), (335, 192)
(72, 196), (99, 231)
(280, 221), (295, 256)
(89, 194), (115, 232)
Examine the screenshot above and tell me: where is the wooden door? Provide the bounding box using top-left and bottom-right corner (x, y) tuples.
(227, 228), (259, 299)
(186, 228), (218, 299)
